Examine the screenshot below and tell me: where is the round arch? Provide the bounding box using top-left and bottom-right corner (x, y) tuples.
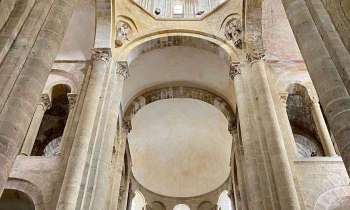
(4, 178), (45, 210)
(124, 85), (236, 132)
(314, 186), (350, 210)
(174, 204), (191, 210)
(116, 31), (239, 65)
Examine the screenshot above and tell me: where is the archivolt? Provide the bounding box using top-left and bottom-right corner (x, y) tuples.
(124, 86), (236, 131)
(117, 31), (239, 65)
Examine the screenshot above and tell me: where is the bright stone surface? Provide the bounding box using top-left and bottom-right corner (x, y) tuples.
(128, 99), (232, 197)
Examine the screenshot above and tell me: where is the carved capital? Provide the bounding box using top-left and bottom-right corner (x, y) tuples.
(246, 48), (265, 63)
(279, 92), (288, 107)
(225, 17), (242, 49)
(40, 94), (51, 110)
(229, 63), (241, 80)
(117, 61), (129, 79)
(91, 48), (111, 62)
(67, 93), (78, 110)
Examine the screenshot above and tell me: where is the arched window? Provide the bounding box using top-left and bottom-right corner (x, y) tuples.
(31, 84), (71, 156)
(217, 191), (234, 210)
(151, 201), (166, 210)
(286, 84), (329, 158)
(131, 191), (146, 210)
(0, 189), (35, 210)
(173, 204), (190, 210)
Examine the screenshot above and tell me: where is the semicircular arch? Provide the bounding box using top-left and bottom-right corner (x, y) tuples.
(116, 31), (239, 65)
(124, 85), (236, 131)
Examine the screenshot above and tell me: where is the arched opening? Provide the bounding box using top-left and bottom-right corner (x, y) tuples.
(217, 191), (234, 210)
(198, 201), (215, 210)
(0, 189), (35, 210)
(174, 204), (190, 210)
(31, 84), (71, 156)
(286, 84), (331, 158)
(122, 35), (235, 199)
(151, 201), (166, 210)
(130, 191), (147, 210)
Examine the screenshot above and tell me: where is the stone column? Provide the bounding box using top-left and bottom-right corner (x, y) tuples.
(109, 123), (129, 210)
(0, 0), (78, 195)
(58, 93), (78, 155)
(278, 92), (298, 158)
(310, 98), (337, 156)
(231, 59), (301, 210)
(88, 61), (129, 210)
(20, 94), (51, 156)
(56, 49), (111, 210)
(281, 0), (350, 175)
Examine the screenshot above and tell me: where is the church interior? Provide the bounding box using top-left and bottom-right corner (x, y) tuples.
(0, 0), (350, 209)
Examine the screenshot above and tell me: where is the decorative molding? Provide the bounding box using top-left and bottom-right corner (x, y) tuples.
(67, 93), (78, 109)
(224, 17), (242, 49)
(124, 86), (235, 132)
(229, 63), (241, 80)
(116, 61), (129, 79)
(91, 48), (111, 62)
(115, 21), (131, 47)
(246, 48), (265, 63)
(40, 94), (51, 110)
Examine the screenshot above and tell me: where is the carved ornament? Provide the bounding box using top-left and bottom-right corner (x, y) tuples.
(115, 21), (131, 47)
(229, 63), (241, 80)
(91, 49), (111, 62)
(224, 17), (242, 49)
(116, 61), (129, 79)
(40, 93), (51, 110)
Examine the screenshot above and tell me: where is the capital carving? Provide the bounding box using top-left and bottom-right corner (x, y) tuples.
(67, 93), (78, 110)
(229, 63), (241, 80)
(117, 61), (129, 79)
(279, 92), (288, 107)
(40, 94), (51, 110)
(115, 21), (131, 47)
(91, 49), (111, 62)
(246, 48), (265, 63)
(225, 17), (242, 49)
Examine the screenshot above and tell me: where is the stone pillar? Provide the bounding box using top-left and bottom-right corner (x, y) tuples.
(280, 0), (350, 175)
(109, 123), (129, 210)
(56, 49), (111, 210)
(278, 92), (298, 158)
(0, 0), (78, 195)
(231, 59), (300, 210)
(88, 61), (129, 210)
(20, 94), (51, 156)
(310, 98), (337, 156)
(58, 93), (78, 155)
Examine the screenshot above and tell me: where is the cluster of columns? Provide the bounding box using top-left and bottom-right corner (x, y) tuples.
(56, 49), (129, 210)
(20, 92), (78, 156)
(0, 0), (79, 195)
(280, 0), (350, 175)
(230, 58), (301, 210)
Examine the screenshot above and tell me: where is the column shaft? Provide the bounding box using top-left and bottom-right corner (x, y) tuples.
(109, 127), (128, 210)
(250, 60), (300, 210)
(58, 93), (78, 155)
(0, 0), (55, 111)
(56, 52), (110, 210)
(87, 65), (126, 210)
(233, 61), (300, 210)
(20, 94), (50, 155)
(281, 0), (350, 174)
(0, 0), (77, 195)
(311, 101), (337, 156)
